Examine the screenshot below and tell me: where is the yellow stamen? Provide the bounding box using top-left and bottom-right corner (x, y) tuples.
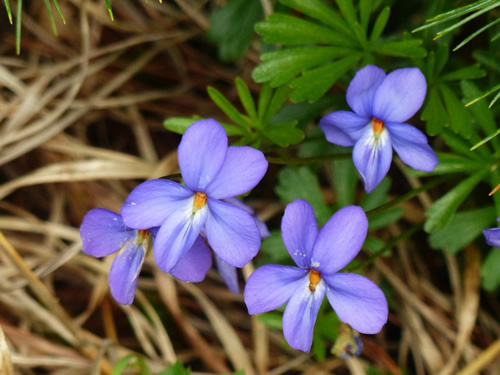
(193, 192), (207, 212)
(308, 269), (322, 292)
(372, 118), (385, 134)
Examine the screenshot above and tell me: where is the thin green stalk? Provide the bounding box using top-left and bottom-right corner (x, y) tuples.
(52, 0), (66, 24)
(4, 0), (12, 24)
(266, 153), (352, 165)
(105, 0), (114, 21)
(15, 0), (21, 55)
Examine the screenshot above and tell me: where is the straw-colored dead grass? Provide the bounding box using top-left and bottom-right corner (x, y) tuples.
(0, 1), (499, 374)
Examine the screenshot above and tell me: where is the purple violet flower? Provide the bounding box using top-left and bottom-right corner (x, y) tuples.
(483, 218), (500, 248)
(320, 65), (438, 193)
(244, 199), (388, 352)
(121, 119), (268, 274)
(80, 208), (211, 305)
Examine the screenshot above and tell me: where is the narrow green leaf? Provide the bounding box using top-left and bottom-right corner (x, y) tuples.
(360, 177), (392, 211)
(207, 0), (262, 61)
(429, 206), (496, 253)
(373, 38), (426, 58)
(4, 0), (12, 24)
(489, 91), (500, 107)
(159, 360), (191, 375)
(262, 120), (304, 147)
(368, 208), (403, 230)
(263, 84), (290, 124)
(465, 82), (500, 106)
(411, 152), (488, 176)
(359, 0), (371, 34)
(163, 116), (244, 136)
(440, 84), (473, 138)
(252, 46), (353, 87)
(105, 0), (114, 21)
(440, 128), (482, 159)
(369, 7), (390, 44)
(333, 157), (358, 207)
(481, 249), (500, 291)
(207, 86), (248, 127)
(255, 14), (350, 46)
(259, 230), (289, 264)
(275, 166), (333, 225)
(421, 87), (446, 136)
(15, 0), (21, 54)
(424, 168), (489, 233)
(289, 55), (360, 103)
(258, 312), (283, 330)
(334, 0), (357, 30)
(470, 129), (500, 151)
(435, 44), (449, 73)
(442, 64), (485, 81)
(271, 95), (338, 129)
(279, 0), (351, 35)
(43, 0), (58, 36)
(111, 355), (138, 375)
(235, 77), (257, 122)
(52, 0), (66, 23)
(453, 17), (500, 50)
(257, 82), (272, 121)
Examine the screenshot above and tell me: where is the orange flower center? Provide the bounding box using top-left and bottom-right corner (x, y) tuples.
(308, 269), (322, 292)
(372, 118), (385, 134)
(193, 192), (207, 212)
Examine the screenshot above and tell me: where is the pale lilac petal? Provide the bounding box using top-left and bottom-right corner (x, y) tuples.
(320, 111), (370, 146)
(224, 197), (270, 238)
(387, 122), (438, 172)
(215, 255), (240, 294)
(178, 119), (228, 191)
(121, 179), (193, 229)
(154, 198), (209, 273)
(324, 273), (388, 334)
(205, 198), (261, 267)
(353, 126), (392, 193)
(282, 277), (326, 352)
(170, 236), (212, 282)
(372, 67), (427, 123)
(80, 208), (135, 257)
(313, 206), (368, 275)
(346, 65), (386, 118)
(244, 265), (307, 314)
(281, 199), (318, 268)
(108, 242), (146, 305)
(483, 227), (500, 248)
(205, 146), (268, 199)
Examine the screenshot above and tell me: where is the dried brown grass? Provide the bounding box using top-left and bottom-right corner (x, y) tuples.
(0, 1), (499, 374)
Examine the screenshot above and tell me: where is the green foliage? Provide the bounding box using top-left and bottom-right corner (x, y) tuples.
(481, 248), (500, 291)
(252, 0), (425, 102)
(207, 0), (263, 61)
(111, 354), (153, 375)
(158, 361), (191, 375)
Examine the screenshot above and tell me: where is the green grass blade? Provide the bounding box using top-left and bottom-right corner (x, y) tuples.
(453, 17), (500, 50)
(16, 0), (22, 55)
(4, 0), (12, 24)
(52, 0), (66, 23)
(465, 82), (500, 106)
(105, 0), (114, 21)
(43, 0), (58, 36)
(470, 129), (500, 150)
(489, 91), (500, 107)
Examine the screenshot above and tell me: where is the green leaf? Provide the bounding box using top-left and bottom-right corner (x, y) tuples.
(481, 249), (500, 291)
(235, 77), (257, 122)
(470, 129), (500, 151)
(289, 55), (360, 103)
(440, 128), (481, 159)
(429, 206), (496, 253)
(263, 85), (290, 124)
(207, 0), (262, 61)
(258, 312), (283, 330)
(207, 86), (248, 127)
(359, 0), (372, 34)
(369, 7), (390, 44)
(15, 0), (22, 55)
(279, 0), (351, 35)
(163, 117), (244, 136)
(111, 355), (137, 375)
(373, 38), (426, 58)
(255, 14), (350, 46)
(368, 208), (403, 230)
(258, 230), (289, 265)
(252, 46), (353, 87)
(104, 0), (114, 21)
(257, 82), (272, 121)
(440, 84), (473, 138)
(332, 157), (358, 207)
(52, 0), (66, 23)
(442, 64), (485, 81)
(424, 168), (489, 233)
(411, 152), (487, 176)
(453, 17), (500, 51)
(334, 0), (357, 30)
(465, 82), (500, 106)
(262, 121), (304, 147)
(360, 177), (392, 211)
(43, 0), (58, 36)
(421, 87), (447, 136)
(4, 0), (12, 24)
(275, 166), (333, 225)
(159, 360), (191, 375)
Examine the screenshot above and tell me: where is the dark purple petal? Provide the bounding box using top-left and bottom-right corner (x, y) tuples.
(313, 205), (368, 275)
(320, 111), (370, 147)
(205, 198), (261, 267)
(372, 67), (427, 123)
(483, 227), (500, 248)
(170, 236), (212, 282)
(215, 254), (240, 294)
(80, 208), (135, 257)
(244, 265), (307, 314)
(281, 199), (318, 268)
(353, 125), (393, 193)
(387, 122), (438, 172)
(324, 273), (388, 334)
(121, 179), (193, 229)
(346, 65), (386, 118)
(108, 241), (146, 305)
(178, 119), (228, 191)
(153, 200), (209, 273)
(282, 277), (326, 352)
(205, 146), (268, 199)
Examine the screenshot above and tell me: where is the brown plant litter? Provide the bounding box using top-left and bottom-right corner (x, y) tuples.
(0, 1), (499, 374)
